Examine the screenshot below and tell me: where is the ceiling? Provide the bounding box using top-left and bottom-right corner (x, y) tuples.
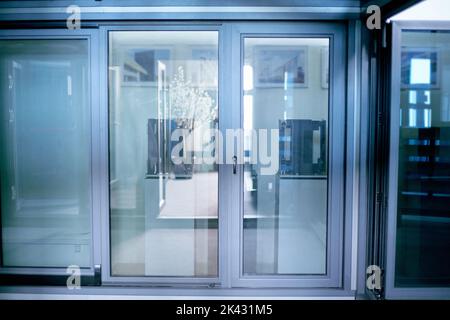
(0, 0), (423, 22)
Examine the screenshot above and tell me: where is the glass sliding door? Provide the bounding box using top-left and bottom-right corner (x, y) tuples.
(387, 25), (450, 297)
(242, 38), (330, 276)
(231, 23), (346, 288)
(0, 38), (93, 269)
(106, 24), (345, 288)
(108, 31), (219, 279)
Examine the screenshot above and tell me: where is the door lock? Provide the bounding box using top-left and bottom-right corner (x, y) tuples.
(232, 155), (238, 174)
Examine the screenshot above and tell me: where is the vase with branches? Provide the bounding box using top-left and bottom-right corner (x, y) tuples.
(169, 66), (218, 130)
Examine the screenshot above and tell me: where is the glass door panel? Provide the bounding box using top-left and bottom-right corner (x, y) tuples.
(108, 31), (219, 278)
(394, 30), (450, 288)
(0, 39), (92, 268)
(242, 37), (330, 276)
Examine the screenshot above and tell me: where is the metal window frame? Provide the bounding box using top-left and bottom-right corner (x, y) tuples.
(0, 21), (358, 296)
(347, 19), (363, 294)
(0, 1), (361, 22)
(228, 22), (348, 288)
(385, 20), (450, 300)
(360, 22), (393, 300)
(356, 21), (377, 297)
(0, 28), (101, 283)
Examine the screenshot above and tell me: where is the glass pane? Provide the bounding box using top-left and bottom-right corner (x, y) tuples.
(109, 31), (219, 277)
(396, 30), (450, 287)
(242, 38), (329, 275)
(0, 40), (92, 268)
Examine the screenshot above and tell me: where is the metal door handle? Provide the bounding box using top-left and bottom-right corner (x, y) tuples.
(232, 155), (238, 174)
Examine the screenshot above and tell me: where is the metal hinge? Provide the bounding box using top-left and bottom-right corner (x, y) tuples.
(8, 74), (13, 90)
(377, 112), (384, 127)
(9, 109), (15, 123)
(376, 192), (388, 210)
(376, 192), (383, 203)
(11, 186), (16, 200)
(382, 25), (387, 49)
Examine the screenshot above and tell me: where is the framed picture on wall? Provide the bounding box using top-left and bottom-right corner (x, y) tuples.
(321, 47), (329, 89)
(254, 46), (308, 88)
(401, 47), (440, 89)
(122, 47), (171, 84)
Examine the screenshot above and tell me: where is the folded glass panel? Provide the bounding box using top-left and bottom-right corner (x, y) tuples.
(395, 30), (450, 287)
